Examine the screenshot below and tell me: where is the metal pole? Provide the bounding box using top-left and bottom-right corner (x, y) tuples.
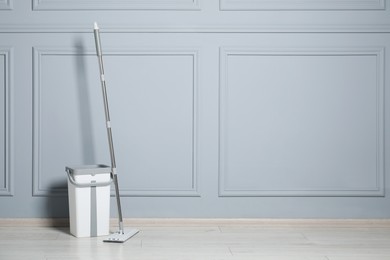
(94, 22), (124, 234)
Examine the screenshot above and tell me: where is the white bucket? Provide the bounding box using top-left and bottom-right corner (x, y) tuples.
(66, 165), (112, 238)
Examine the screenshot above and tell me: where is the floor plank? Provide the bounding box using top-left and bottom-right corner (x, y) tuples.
(1, 221), (390, 260)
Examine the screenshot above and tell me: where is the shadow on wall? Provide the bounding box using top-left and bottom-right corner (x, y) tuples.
(74, 37), (96, 164)
(45, 179), (69, 219)
(43, 38), (97, 222)
(44, 180), (70, 233)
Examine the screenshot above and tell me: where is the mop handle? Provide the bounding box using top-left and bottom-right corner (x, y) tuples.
(93, 22), (124, 233)
(93, 22), (116, 170)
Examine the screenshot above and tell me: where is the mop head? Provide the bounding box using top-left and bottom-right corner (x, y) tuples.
(103, 229), (139, 243)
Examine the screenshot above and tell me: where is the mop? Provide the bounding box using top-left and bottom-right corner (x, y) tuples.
(93, 22), (139, 243)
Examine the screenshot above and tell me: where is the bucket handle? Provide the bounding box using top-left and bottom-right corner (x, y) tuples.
(66, 169), (113, 188)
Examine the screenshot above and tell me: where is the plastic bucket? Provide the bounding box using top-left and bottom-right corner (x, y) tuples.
(66, 165), (112, 238)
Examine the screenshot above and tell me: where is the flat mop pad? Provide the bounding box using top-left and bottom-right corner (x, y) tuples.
(103, 229), (139, 243)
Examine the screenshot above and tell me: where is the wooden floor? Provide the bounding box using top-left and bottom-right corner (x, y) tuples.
(1, 219), (390, 260)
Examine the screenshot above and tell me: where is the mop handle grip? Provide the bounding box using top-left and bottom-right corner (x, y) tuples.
(94, 23), (102, 57)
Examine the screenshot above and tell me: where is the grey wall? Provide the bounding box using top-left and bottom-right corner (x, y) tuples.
(1, 0), (390, 218)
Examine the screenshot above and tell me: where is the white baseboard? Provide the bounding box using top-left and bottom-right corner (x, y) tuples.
(1, 218), (390, 227)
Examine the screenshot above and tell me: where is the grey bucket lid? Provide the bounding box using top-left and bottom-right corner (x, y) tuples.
(65, 164), (111, 175)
